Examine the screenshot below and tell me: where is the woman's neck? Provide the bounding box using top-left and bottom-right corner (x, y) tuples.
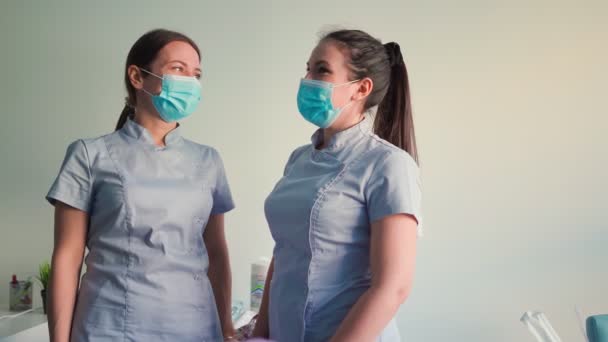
(133, 110), (177, 147)
(319, 113), (365, 150)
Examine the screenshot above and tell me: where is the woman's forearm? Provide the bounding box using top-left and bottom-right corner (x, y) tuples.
(48, 252), (83, 342)
(332, 215), (418, 341)
(208, 249), (235, 338)
(330, 284), (410, 342)
(251, 257), (274, 338)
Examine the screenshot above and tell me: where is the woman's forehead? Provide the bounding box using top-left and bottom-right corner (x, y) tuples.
(310, 40), (347, 65)
(155, 41), (200, 67)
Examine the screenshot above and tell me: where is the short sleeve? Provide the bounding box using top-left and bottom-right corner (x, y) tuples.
(46, 140), (93, 213)
(365, 150), (422, 234)
(283, 145), (307, 176)
(210, 149), (235, 215)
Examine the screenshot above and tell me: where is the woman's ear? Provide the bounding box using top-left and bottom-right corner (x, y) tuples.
(353, 77), (373, 101)
(127, 65), (144, 90)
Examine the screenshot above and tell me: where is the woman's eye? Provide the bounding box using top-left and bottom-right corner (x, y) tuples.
(195, 74), (201, 80)
(318, 67), (329, 74)
(172, 66), (184, 72)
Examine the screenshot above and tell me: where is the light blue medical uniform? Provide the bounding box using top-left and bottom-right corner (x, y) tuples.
(265, 117), (422, 342)
(46, 118), (234, 342)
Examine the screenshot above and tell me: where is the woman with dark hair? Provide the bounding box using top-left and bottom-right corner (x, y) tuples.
(253, 29), (423, 341)
(46, 29), (236, 341)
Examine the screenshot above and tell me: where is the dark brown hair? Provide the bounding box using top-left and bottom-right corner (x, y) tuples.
(322, 30), (418, 163)
(115, 29), (201, 130)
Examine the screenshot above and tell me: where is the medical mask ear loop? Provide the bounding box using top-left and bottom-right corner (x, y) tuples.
(140, 68), (163, 80)
(139, 68), (163, 98)
(331, 78), (361, 112)
(328, 78), (363, 126)
(334, 99), (354, 116)
(301, 78), (361, 90)
(323, 98), (363, 129)
(141, 88), (155, 97)
(333, 79), (360, 88)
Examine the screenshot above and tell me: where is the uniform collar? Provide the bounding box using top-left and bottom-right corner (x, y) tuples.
(311, 115), (373, 153)
(121, 118), (182, 147)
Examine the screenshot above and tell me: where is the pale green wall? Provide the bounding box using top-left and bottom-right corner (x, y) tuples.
(0, 1), (606, 341)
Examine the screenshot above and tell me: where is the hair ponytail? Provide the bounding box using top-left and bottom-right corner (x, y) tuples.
(375, 42), (418, 163)
(115, 100), (135, 131)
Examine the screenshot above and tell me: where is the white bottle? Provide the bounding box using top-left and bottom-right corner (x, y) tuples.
(250, 257), (271, 312)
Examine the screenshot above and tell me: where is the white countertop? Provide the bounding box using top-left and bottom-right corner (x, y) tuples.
(0, 308), (48, 341)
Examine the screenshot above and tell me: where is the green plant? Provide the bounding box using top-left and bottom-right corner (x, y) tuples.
(36, 261), (51, 290)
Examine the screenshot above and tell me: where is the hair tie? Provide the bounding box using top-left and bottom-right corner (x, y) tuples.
(384, 42), (404, 67)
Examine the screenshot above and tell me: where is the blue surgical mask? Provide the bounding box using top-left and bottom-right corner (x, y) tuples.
(141, 68), (202, 123)
(296, 78), (359, 128)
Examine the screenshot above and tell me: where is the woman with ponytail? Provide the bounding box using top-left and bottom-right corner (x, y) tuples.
(254, 29), (422, 341)
(46, 29), (237, 341)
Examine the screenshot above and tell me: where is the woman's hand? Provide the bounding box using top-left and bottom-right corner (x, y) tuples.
(251, 258), (274, 338)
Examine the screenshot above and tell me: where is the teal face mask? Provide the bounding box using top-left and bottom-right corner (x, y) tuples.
(141, 68), (202, 123)
(296, 78), (359, 128)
